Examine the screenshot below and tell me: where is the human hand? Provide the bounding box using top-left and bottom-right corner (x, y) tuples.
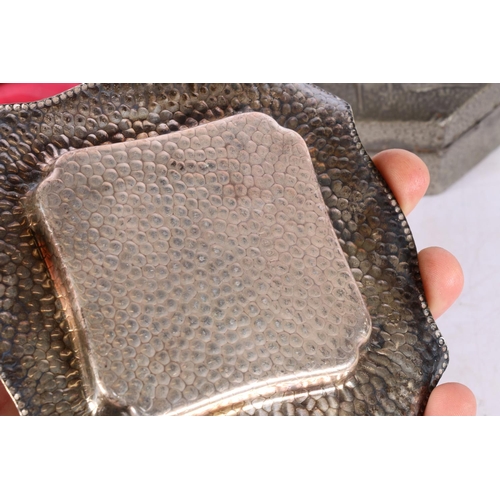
(372, 149), (476, 416)
(0, 148), (476, 416)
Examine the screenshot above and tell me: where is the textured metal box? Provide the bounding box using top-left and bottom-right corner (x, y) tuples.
(317, 84), (500, 194)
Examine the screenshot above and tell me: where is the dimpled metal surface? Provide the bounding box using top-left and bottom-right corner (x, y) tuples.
(30, 113), (371, 415)
(0, 84), (447, 415)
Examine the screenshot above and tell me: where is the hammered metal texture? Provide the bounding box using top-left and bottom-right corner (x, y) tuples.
(0, 84), (447, 415)
(30, 113), (371, 415)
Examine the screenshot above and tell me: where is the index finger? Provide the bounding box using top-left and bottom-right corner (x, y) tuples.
(372, 149), (430, 215)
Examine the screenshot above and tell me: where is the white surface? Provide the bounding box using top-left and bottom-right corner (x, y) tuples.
(408, 145), (500, 415)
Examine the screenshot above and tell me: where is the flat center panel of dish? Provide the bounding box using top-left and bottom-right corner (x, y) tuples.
(31, 112), (371, 415)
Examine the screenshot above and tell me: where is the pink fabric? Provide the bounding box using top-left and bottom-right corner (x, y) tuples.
(0, 83), (80, 104)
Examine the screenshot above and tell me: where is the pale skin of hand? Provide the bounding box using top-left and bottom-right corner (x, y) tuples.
(0, 149), (476, 416)
(373, 149), (475, 416)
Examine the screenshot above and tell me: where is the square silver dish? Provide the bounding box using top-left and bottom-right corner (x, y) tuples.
(0, 84), (446, 415)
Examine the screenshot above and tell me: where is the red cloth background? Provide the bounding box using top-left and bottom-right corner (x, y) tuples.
(0, 83), (79, 104)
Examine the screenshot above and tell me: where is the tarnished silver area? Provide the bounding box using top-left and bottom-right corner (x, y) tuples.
(29, 113), (371, 415)
(0, 83), (448, 415)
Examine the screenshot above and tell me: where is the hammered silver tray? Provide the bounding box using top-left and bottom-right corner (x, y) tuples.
(0, 84), (447, 415)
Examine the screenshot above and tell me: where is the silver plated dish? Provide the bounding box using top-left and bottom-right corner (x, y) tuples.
(0, 84), (447, 415)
